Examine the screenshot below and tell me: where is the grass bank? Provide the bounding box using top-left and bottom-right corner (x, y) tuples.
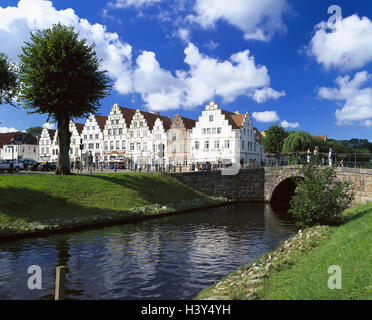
(196, 203), (372, 300)
(0, 173), (226, 240)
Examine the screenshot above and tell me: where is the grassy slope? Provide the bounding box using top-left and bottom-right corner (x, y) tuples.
(196, 203), (372, 300)
(0, 173), (222, 235)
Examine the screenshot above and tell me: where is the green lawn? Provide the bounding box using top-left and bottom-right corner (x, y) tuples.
(0, 173), (223, 236)
(196, 203), (372, 300)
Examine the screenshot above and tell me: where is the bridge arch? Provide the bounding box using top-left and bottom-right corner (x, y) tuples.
(266, 169), (302, 204)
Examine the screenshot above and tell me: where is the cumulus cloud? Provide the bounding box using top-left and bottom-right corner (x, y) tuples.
(252, 87), (285, 103)
(252, 111), (279, 123)
(0, 0), (133, 94)
(133, 42), (283, 111)
(0, 126), (21, 133)
(281, 120), (299, 128)
(189, 0), (288, 41)
(318, 71), (372, 126)
(108, 0), (162, 9)
(308, 14), (372, 70)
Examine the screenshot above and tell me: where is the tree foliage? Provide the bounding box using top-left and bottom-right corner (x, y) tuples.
(289, 163), (354, 227)
(18, 23), (111, 174)
(282, 131), (313, 153)
(26, 126), (43, 137)
(262, 125), (289, 154)
(0, 53), (18, 106)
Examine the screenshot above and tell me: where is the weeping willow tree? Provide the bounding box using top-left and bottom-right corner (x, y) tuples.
(282, 131), (313, 153)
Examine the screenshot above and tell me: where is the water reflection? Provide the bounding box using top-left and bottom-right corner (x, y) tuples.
(0, 203), (297, 300)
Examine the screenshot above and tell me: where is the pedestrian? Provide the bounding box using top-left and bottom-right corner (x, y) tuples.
(307, 148), (311, 163)
(328, 148), (333, 167)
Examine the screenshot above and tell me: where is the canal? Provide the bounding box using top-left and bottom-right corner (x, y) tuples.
(0, 203), (297, 300)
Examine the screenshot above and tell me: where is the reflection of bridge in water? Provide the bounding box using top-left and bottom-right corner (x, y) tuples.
(173, 166), (372, 205)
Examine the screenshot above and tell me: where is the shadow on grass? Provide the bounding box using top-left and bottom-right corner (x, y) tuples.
(0, 186), (114, 221)
(82, 173), (205, 205)
(342, 206), (372, 224)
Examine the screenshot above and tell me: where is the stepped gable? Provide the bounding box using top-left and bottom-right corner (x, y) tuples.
(119, 106), (137, 128)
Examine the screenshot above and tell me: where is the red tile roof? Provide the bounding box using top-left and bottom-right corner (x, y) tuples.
(119, 106), (137, 128)
(47, 129), (56, 141)
(74, 123), (85, 134)
(94, 115), (108, 131)
(0, 132), (19, 149)
(220, 110), (246, 129)
(180, 116), (196, 130)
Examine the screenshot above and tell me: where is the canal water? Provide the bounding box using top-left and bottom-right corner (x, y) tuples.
(0, 203), (297, 300)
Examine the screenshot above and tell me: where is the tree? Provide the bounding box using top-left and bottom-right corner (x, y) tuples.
(289, 163), (354, 227)
(262, 125), (289, 155)
(26, 126), (43, 138)
(18, 24), (111, 174)
(0, 53), (18, 106)
(282, 131), (313, 153)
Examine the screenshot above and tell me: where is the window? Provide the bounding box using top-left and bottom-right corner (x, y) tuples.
(137, 142), (141, 151)
(113, 129), (116, 135)
(207, 128), (211, 134)
(217, 127), (221, 134)
(96, 143), (99, 149)
(172, 144), (177, 153)
(89, 134), (93, 140)
(41, 148), (45, 154)
(119, 128), (122, 135)
(202, 128), (206, 135)
(108, 129), (111, 135)
(95, 134), (99, 139)
(116, 120), (119, 124)
(143, 142), (147, 151)
(84, 135), (87, 140)
(116, 141), (119, 149)
(209, 115), (213, 122)
(122, 140), (126, 149)
(111, 120), (114, 125)
(70, 148), (73, 155)
(224, 140), (230, 149)
(73, 139), (76, 144)
(214, 140), (219, 149)
(172, 134), (176, 141)
(204, 141), (209, 149)
(89, 143), (94, 150)
(104, 141), (108, 150)
(130, 143), (134, 151)
(212, 128), (216, 134)
(110, 141), (114, 150)
(242, 140), (245, 149)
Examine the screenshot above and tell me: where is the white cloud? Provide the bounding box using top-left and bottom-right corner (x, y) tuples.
(0, 0), (133, 95)
(176, 27), (191, 43)
(252, 111), (279, 123)
(252, 87), (285, 103)
(108, 0), (162, 9)
(318, 71), (372, 125)
(308, 14), (372, 70)
(43, 122), (55, 129)
(281, 120), (299, 128)
(133, 42), (282, 111)
(189, 0), (288, 41)
(0, 127), (21, 133)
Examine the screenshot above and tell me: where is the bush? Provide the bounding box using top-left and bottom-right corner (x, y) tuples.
(289, 163), (354, 227)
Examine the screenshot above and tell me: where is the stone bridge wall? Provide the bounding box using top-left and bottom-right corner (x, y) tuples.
(172, 166), (372, 205)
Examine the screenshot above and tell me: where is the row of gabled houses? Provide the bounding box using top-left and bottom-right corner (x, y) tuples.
(2, 101), (266, 168)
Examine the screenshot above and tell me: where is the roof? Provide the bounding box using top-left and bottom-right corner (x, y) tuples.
(313, 135), (327, 141)
(179, 116), (196, 130)
(74, 123), (85, 134)
(94, 115), (108, 131)
(0, 132), (18, 149)
(119, 106), (137, 128)
(0, 132), (38, 147)
(139, 110), (171, 131)
(47, 129), (56, 141)
(220, 109), (246, 129)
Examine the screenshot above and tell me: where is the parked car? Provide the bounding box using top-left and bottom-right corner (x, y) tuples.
(19, 159), (38, 171)
(36, 162), (56, 171)
(0, 160), (23, 173)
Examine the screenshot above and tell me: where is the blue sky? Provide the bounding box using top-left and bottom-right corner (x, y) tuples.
(0, 0), (372, 140)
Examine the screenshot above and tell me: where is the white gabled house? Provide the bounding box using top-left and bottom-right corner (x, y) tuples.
(39, 127), (57, 162)
(80, 114), (108, 164)
(190, 101), (264, 167)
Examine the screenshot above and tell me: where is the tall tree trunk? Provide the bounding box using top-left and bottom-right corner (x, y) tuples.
(56, 113), (71, 175)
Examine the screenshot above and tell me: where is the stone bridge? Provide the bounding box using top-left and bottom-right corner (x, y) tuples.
(172, 166), (372, 205)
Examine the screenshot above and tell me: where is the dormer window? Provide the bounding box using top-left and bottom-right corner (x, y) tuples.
(209, 115), (214, 122)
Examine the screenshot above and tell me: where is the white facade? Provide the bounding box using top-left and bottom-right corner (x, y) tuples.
(152, 117), (170, 167)
(190, 101), (263, 166)
(39, 128), (56, 162)
(81, 114), (107, 164)
(69, 121), (85, 164)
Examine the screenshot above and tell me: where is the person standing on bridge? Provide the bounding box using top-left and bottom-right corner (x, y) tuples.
(328, 148), (333, 167)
